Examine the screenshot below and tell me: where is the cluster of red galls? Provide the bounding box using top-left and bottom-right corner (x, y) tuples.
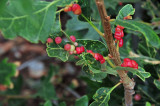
(64, 3), (82, 15)
(121, 58), (138, 69)
(114, 25), (125, 47)
(47, 36), (105, 64)
(87, 50), (105, 64)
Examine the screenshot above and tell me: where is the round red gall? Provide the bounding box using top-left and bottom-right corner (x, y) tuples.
(94, 53), (99, 61)
(64, 44), (71, 51)
(119, 2), (123, 6)
(98, 54), (104, 61)
(115, 27), (122, 32)
(114, 35), (122, 40)
(70, 35), (76, 42)
(64, 7), (69, 12)
(0, 84), (7, 91)
(134, 94), (141, 101)
(115, 30), (124, 38)
(55, 37), (62, 44)
(124, 58), (131, 62)
(69, 51), (74, 55)
(87, 50), (93, 54)
(76, 47), (81, 54)
(131, 60), (138, 69)
(47, 38), (53, 43)
(121, 62), (127, 67)
(74, 42), (78, 46)
(117, 25), (124, 30)
(70, 45), (75, 51)
(72, 4), (82, 15)
(119, 38), (123, 47)
(100, 58), (105, 64)
(80, 46), (85, 53)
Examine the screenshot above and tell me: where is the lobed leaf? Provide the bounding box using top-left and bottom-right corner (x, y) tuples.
(59, 102), (67, 106)
(44, 100), (52, 106)
(90, 87), (111, 106)
(75, 95), (88, 106)
(116, 4), (135, 19)
(154, 80), (160, 90)
(77, 40), (108, 56)
(66, 13), (101, 40)
(115, 20), (160, 48)
(145, 102), (151, 106)
(83, 66), (107, 82)
(47, 48), (69, 62)
(0, 59), (16, 86)
(114, 66), (151, 81)
(0, 0), (76, 43)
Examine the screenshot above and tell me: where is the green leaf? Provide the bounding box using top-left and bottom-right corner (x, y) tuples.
(47, 48), (69, 62)
(114, 66), (151, 81)
(77, 40), (108, 56)
(116, 4), (135, 19)
(83, 66), (107, 82)
(115, 20), (160, 48)
(105, 66), (118, 76)
(44, 100), (52, 106)
(0, 0), (60, 43)
(36, 82), (57, 100)
(76, 59), (86, 66)
(59, 102), (66, 106)
(90, 87), (110, 106)
(0, 59), (16, 86)
(90, 82), (121, 106)
(75, 95), (88, 106)
(145, 101), (151, 106)
(36, 66), (58, 100)
(66, 13), (101, 40)
(57, 0), (76, 7)
(154, 80), (160, 90)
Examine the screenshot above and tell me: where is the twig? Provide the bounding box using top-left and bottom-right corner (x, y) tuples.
(95, 0), (135, 106)
(61, 84), (81, 98)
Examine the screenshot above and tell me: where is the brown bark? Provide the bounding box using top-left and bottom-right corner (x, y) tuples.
(95, 0), (135, 105)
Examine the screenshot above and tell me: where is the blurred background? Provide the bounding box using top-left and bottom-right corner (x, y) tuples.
(0, 0), (160, 106)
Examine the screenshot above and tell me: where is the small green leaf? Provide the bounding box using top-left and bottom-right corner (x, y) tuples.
(57, 0), (76, 7)
(90, 87), (110, 106)
(114, 66), (151, 81)
(75, 95), (88, 106)
(105, 66), (118, 76)
(90, 82), (121, 106)
(66, 13), (101, 40)
(59, 102), (66, 106)
(77, 40), (108, 56)
(76, 59), (85, 66)
(44, 100), (52, 106)
(0, 59), (16, 86)
(36, 66), (58, 100)
(47, 48), (69, 62)
(145, 101), (151, 106)
(36, 82), (57, 100)
(115, 20), (160, 48)
(116, 4), (135, 19)
(83, 66), (107, 82)
(154, 80), (160, 90)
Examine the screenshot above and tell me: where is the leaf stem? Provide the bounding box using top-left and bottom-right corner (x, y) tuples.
(81, 14), (104, 37)
(56, 8), (64, 14)
(104, 57), (115, 68)
(109, 82), (122, 94)
(116, 40), (119, 52)
(61, 30), (74, 45)
(58, 13), (74, 45)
